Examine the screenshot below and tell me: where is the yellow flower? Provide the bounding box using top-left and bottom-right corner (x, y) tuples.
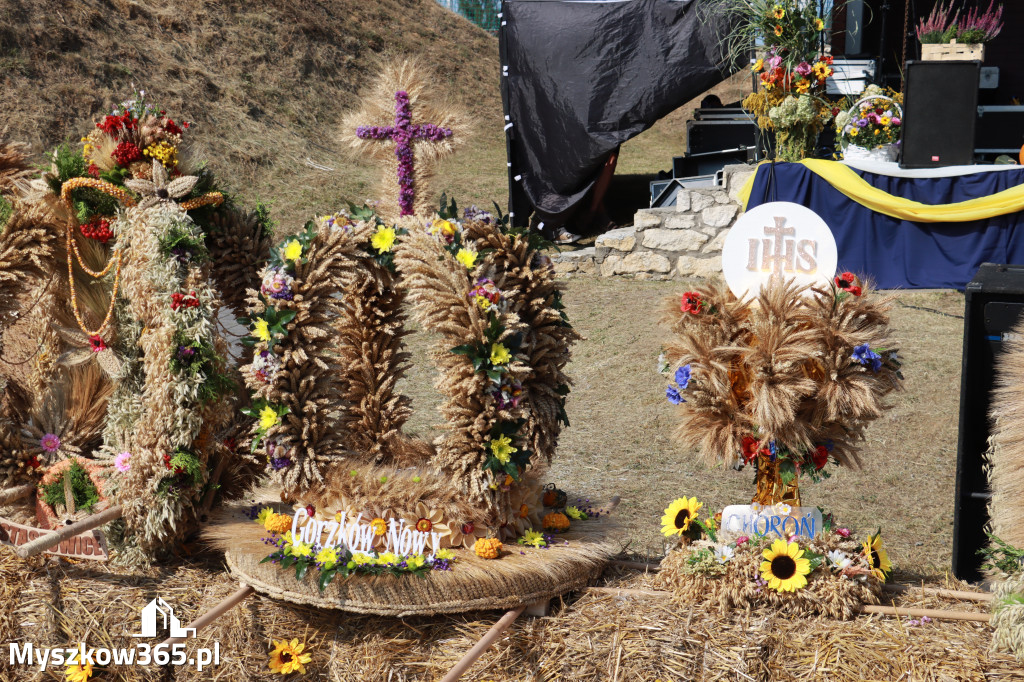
(289, 542), (313, 558)
(774, 24), (783, 36)
(814, 17), (825, 30)
(850, 128), (859, 137)
(490, 435), (516, 464)
(370, 518), (388, 536)
(772, 5), (785, 19)
(795, 79), (810, 93)
(283, 239), (303, 261)
(259, 405), (279, 430)
(256, 506), (275, 526)
(264, 513), (292, 534)
(566, 505), (588, 520)
(760, 539), (812, 592)
(65, 660), (93, 682)
(752, 58), (764, 73)
(253, 319), (271, 343)
(351, 552), (374, 566)
(519, 529), (547, 547)
(862, 533), (892, 580)
(371, 226), (397, 253)
(474, 294), (492, 310)
(430, 218), (457, 237)
(880, 116), (891, 126)
(268, 638), (312, 676)
(455, 247), (478, 269)
(435, 548), (455, 561)
(315, 546), (339, 567)
(490, 343), (511, 365)
(406, 554), (426, 570)
(763, 81), (776, 91)
(660, 497), (703, 537)
(144, 141), (178, 168)
(376, 552), (399, 565)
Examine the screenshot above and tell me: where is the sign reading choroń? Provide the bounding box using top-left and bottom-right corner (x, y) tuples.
(0, 517), (109, 560)
(721, 201), (838, 300)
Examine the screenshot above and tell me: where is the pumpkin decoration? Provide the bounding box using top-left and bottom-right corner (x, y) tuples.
(474, 537), (503, 559)
(542, 483), (567, 509)
(542, 511), (571, 533)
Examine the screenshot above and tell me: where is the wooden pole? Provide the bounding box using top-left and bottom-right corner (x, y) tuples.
(0, 483), (34, 505)
(587, 586), (668, 598)
(15, 505), (122, 558)
(161, 584), (255, 647)
(198, 454), (228, 521)
(608, 559), (661, 572)
(439, 605), (526, 682)
(882, 584), (994, 603)
(858, 603), (991, 623)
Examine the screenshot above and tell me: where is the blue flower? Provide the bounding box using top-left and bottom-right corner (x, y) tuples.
(666, 385), (684, 404)
(852, 344), (883, 372)
(675, 364), (691, 390)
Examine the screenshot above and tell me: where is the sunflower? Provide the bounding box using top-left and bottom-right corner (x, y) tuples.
(65, 660), (93, 682)
(861, 532), (892, 580)
(774, 24), (784, 36)
(772, 5), (785, 19)
(268, 638), (312, 675)
(660, 497), (703, 537)
(760, 539), (812, 592)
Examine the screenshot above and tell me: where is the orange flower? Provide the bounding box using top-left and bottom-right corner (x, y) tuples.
(474, 537), (503, 559)
(774, 24), (784, 36)
(542, 512), (571, 532)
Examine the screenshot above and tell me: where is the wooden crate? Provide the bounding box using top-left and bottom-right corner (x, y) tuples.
(921, 40), (985, 62)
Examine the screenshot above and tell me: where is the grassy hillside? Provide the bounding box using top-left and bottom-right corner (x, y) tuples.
(0, 0), (508, 228)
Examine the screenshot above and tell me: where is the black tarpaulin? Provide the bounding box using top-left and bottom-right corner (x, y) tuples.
(499, 0), (735, 224)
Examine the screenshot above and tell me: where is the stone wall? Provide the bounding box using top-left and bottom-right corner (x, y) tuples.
(552, 164), (755, 280)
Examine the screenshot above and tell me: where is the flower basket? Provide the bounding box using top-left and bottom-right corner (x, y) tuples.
(843, 143), (898, 163)
(921, 40), (985, 62)
(838, 94), (902, 163)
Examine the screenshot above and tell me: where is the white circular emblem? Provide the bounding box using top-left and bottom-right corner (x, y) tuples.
(721, 201), (838, 300)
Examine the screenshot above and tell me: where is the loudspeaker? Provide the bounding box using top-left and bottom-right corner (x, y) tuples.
(954, 263), (1024, 581)
(901, 60), (980, 168)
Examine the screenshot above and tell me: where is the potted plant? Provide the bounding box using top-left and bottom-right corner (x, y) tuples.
(835, 85), (903, 163)
(917, 1), (1004, 62)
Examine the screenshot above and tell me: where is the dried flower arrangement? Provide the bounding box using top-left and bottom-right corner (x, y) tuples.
(661, 276), (902, 506)
(0, 91), (272, 563)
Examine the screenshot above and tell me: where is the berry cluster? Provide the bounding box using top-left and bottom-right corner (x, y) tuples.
(79, 216), (114, 243)
(170, 291), (200, 311)
(112, 140), (143, 166)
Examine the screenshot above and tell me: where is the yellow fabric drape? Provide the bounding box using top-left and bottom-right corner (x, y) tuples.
(737, 159), (1024, 223)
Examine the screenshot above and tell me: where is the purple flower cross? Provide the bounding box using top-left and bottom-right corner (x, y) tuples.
(355, 91), (453, 215)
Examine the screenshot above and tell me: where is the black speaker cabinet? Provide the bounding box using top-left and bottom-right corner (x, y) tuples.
(901, 60), (980, 169)
(954, 263), (1024, 581)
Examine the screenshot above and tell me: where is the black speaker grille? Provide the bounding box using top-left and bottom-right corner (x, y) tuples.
(901, 61), (980, 169)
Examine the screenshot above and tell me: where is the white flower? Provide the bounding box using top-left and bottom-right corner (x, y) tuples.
(774, 503), (792, 516)
(713, 545), (735, 564)
(827, 549), (852, 571)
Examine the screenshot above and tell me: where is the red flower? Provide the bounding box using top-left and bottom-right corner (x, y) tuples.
(834, 271), (862, 296)
(812, 445), (829, 470)
(305, 504), (316, 518)
(27, 455), (40, 469)
(223, 437), (238, 452)
(741, 436), (760, 464)
(461, 522), (475, 535)
(87, 163), (101, 178)
(112, 141), (143, 167)
(163, 118), (183, 136)
(680, 291), (704, 315)
(88, 335), (107, 352)
(97, 112), (137, 136)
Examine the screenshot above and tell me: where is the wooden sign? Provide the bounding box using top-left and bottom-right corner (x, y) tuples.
(722, 201), (838, 300)
(0, 516), (109, 560)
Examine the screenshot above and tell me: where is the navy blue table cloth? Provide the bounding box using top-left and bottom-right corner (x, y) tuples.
(745, 162), (1024, 289)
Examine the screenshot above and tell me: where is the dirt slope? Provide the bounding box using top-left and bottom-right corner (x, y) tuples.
(0, 0), (506, 227)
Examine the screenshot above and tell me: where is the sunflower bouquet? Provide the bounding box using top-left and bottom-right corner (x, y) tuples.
(657, 507), (893, 618)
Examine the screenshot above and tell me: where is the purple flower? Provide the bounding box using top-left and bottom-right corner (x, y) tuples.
(674, 365), (691, 389)
(891, 117), (901, 126)
(40, 433), (60, 453)
(114, 451), (131, 472)
(852, 344), (883, 372)
(261, 266), (295, 301)
(463, 205), (494, 223)
(857, 118), (869, 128)
(270, 457), (293, 470)
(177, 345), (196, 362)
(666, 385), (683, 404)
(356, 90), (453, 216)
(252, 349), (280, 383)
(795, 62), (812, 77)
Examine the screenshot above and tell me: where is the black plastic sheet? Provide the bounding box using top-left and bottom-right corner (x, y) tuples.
(500, 0), (736, 224)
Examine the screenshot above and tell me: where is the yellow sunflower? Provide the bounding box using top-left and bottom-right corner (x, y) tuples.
(772, 5), (785, 19)
(774, 24), (784, 36)
(814, 17), (825, 30)
(760, 539), (812, 592)
(861, 533), (892, 580)
(268, 638), (312, 675)
(65, 660), (93, 682)
(660, 497), (703, 537)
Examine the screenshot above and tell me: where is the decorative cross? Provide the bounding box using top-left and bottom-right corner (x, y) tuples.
(355, 91), (454, 216)
(761, 216), (796, 279)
